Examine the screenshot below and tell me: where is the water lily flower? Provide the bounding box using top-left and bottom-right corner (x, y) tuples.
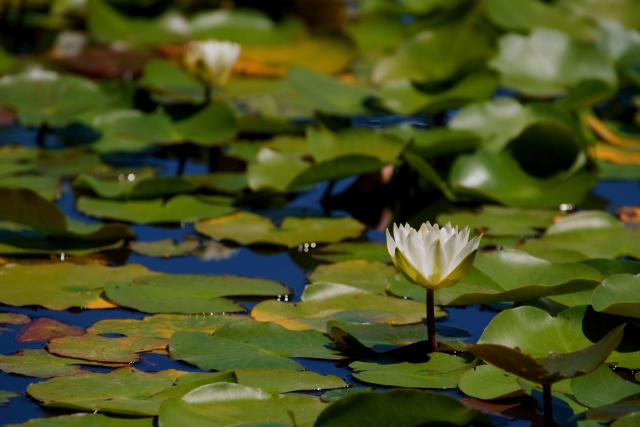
(183, 40), (241, 88)
(386, 222), (481, 289)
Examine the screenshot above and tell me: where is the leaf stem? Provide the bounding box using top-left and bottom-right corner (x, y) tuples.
(543, 383), (554, 427)
(426, 288), (437, 353)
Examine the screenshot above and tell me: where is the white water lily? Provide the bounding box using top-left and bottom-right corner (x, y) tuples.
(386, 222), (481, 290)
(183, 40), (241, 87)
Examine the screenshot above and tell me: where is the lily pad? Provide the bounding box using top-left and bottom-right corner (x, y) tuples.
(436, 249), (602, 305)
(311, 242), (389, 263)
(314, 389), (492, 426)
(105, 274), (288, 314)
(0, 349), (124, 378)
(169, 320), (341, 371)
(592, 274), (640, 318)
(571, 365), (640, 408)
(0, 390), (18, 405)
(309, 260), (397, 293)
(0, 312), (30, 325)
(17, 318), (83, 342)
(158, 383), (327, 427)
(47, 334), (167, 364)
(87, 314), (241, 339)
(195, 211), (365, 247)
(232, 368), (346, 393)
(129, 239), (199, 258)
(458, 364), (524, 400)
(27, 368), (198, 415)
(350, 353), (476, 389)
(5, 414), (154, 427)
(252, 282), (440, 331)
(73, 173), (200, 200)
(76, 194), (235, 224)
(0, 262), (150, 310)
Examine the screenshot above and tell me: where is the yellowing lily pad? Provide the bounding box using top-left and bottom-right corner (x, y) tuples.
(252, 282), (442, 331)
(104, 274), (289, 314)
(168, 319), (342, 371)
(0, 390), (18, 405)
(76, 194), (235, 224)
(87, 314), (241, 339)
(129, 239), (199, 258)
(0, 349), (124, 378)
(0, 312), (30, 325)
(47, 334), (167, 364)
(0, 262), (150, 310)
(195, 211), (365, 247)
(350, 353), (476, 389)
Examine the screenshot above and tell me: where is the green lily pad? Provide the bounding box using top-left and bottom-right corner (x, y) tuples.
(105, 274), (288, 314)
(169, 320), (341, 371)
(436, 249), (602, 306)
(309, 260), (397, 293)
(47, 334), (167, 364)
(466, 306), (626, 385)
(6, 414), (154, 427)
(320, 387), (373, 402)
(612, 412), (640, 427)
(0, 349), (123, 378)
(328, 320), (470, 353)
(490, 28), (617, 97)
(314, 389), (492, 426)
(159, 383), (327, 427)
(129, 239), (199, 258)
(592, 274), (640, 318)
(252, 282), (440, 331)
(17, 318), (83, 342)
(195, 211), (365, 247)
(0, 312), (30, 325)
(311, 242), (389, 263)
(27, 368), (197, 416)
(571, 365), (640, 408)
(437, 205), (558, 237)
(0, 70), (108, 127)
(0, 390), (18, 405)
(76, 194), (235, 224)
(520, 211), (640, 260)
(458, 364), (524, 400)
(0, 187), (133, 241)
(87, 314), (241, 339)
(0, 262), (150, 310)
(247, 149), (311, 192)
(138, 59), (203, 104)
(0, 175), (60, 201)
(232, 368), (346, 393)
(73, 173), (199, 200)
(350, 353), (476, 389)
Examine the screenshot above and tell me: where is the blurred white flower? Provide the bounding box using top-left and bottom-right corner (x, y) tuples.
(183, 40), (241, 87)
(386, 222), (481, 289)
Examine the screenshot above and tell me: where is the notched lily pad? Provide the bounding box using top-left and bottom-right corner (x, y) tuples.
(17, 318), (84, 342)
(105, 274), (289, 314)
(47, 334), (167, 364)
(195, 211), (365, 247)
(169, 319), (342, 371)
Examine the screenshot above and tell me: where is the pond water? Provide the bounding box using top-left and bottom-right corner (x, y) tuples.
(1, 123), (639, 426)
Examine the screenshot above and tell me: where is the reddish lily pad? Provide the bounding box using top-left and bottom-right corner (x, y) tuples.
(0, 262), (151, 310)
(104, 274), (289, 314)
(47, 334), (167, 364)
(17, 318), (84, 342)
(129, 239), (200, 258)
(196, 211), (365, 247)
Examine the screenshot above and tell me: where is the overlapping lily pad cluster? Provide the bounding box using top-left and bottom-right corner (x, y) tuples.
(1, 0), (640, 426)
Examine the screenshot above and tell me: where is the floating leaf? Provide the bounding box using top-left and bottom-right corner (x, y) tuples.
(0, 175), (60, 201)
(76, 195), (235, 224)
(458, 364), (524, 400)
(0, 70), (108, 127)
(592, 274), (640, 319)
(87, 314), (241, 339)
(17, 318), (83, 342)
(0, 349), (123, 378)
(436, 250), (602, 305)
(571, 365), (640, 408)
(490, 28), (617, 97)
(159, 383), (327, 427)
(315, 389), (492, 426)
(138, 59), (202, 104)
(252, 282), (439, 331)
(5, 414), (154, 426)
(350, 353), (476, 388)
(129, 239), (199, 258)
(0, 312), (30, 325)
(309, 260), (396, 293)
(232, 368), (346, 393)
(320, 387), (373, 402)
(73, 173), (199, 200)
(312, 242), (389, 263)
(47, 334), (167, 364)
(169, 320), (341, 371)
(0, 262), (150, 310)
(195, 211), (365, 247)
(105, 274), (288, 314)
(0, 390), (18, 404)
